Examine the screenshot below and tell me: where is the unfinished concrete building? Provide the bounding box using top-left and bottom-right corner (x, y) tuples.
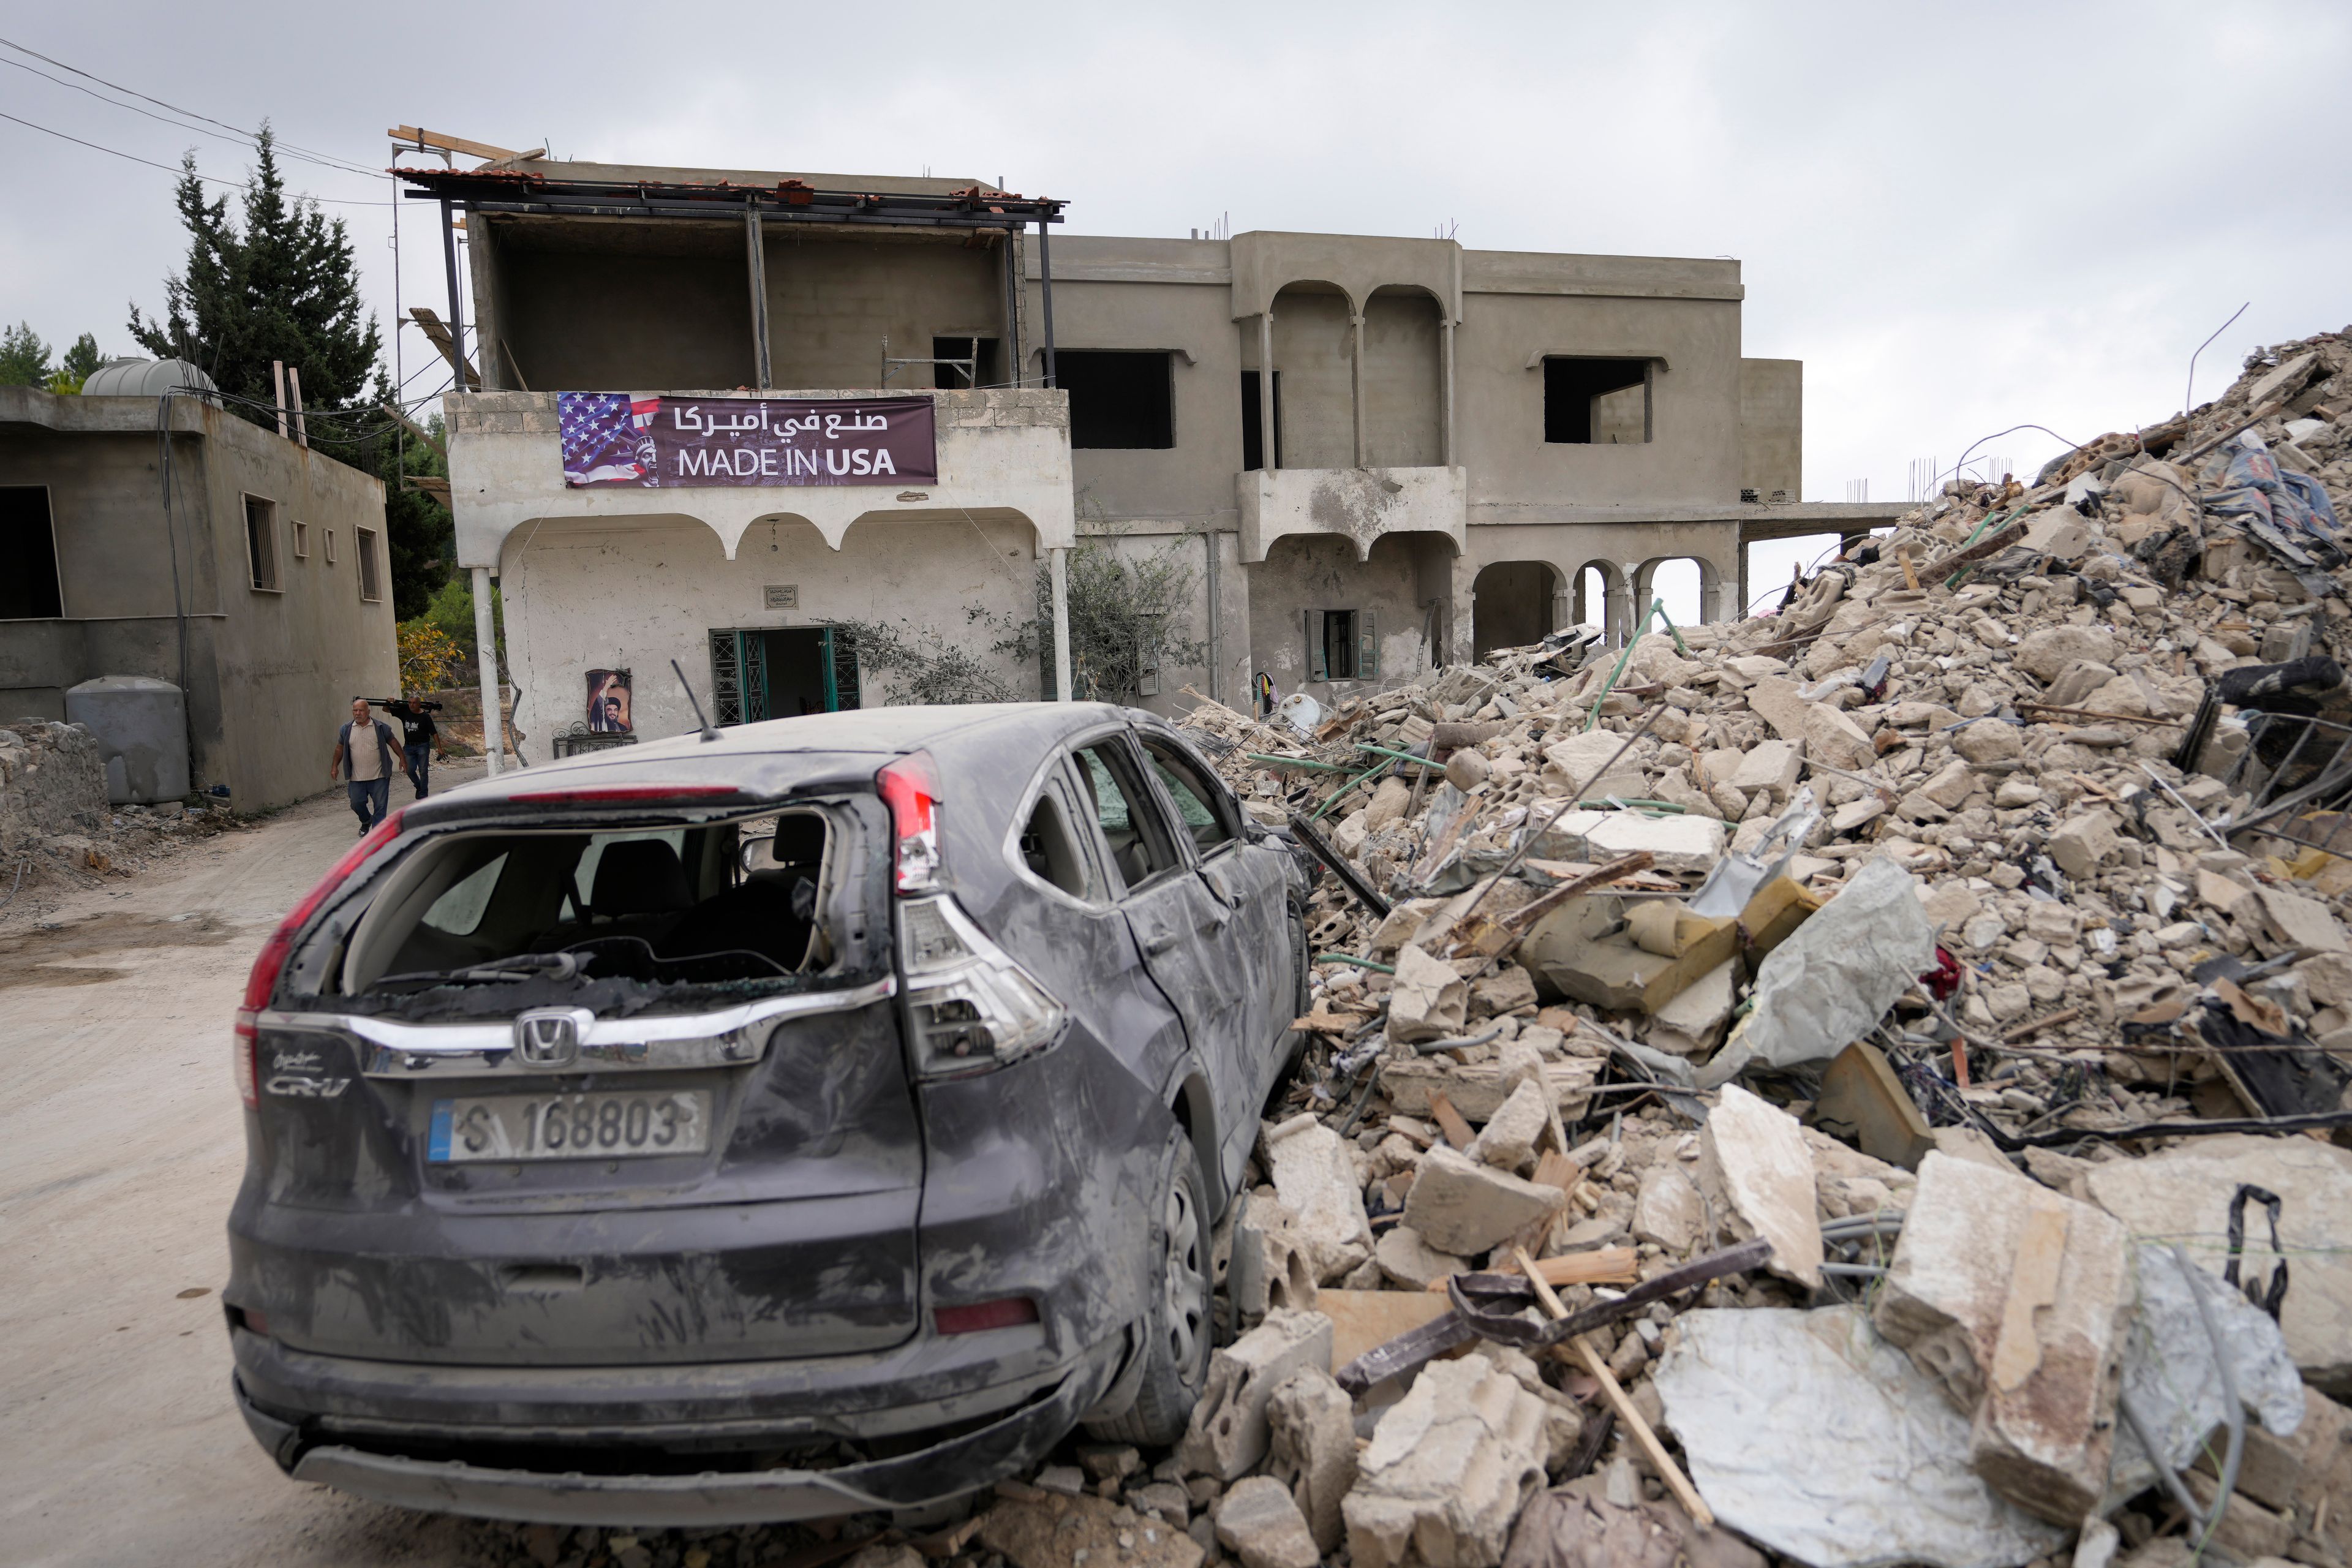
(399, 157), (1899, 753)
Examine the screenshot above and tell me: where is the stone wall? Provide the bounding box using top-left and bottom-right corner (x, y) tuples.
(0, 720), (109, 854)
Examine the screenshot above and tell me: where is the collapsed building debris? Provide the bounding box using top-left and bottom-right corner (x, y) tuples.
(450, 328), (2352, 1568)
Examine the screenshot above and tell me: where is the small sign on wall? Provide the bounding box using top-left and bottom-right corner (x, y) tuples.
(764, 584), (799, 610)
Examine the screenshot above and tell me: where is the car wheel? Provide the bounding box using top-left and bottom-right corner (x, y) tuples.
(1084, 1126), (1213, 1446)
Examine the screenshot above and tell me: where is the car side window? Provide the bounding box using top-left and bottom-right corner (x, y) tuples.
(1138, 734), (1237, 858)
(1071, 739), (1183, 894)
(1016, 773), (1104, 902)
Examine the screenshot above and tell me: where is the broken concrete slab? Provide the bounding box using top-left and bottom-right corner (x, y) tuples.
(1697, 1084), (1824, 1288)
(1645, 957), (1737, 1056)
(979, 1490), (1205, 1568)
(1344, 1353), (1555, 1568)
(1813, 1039), (1936, 1169)
(1873, 1152), (2133, 1524)
(2017, 625), (2118, 682)
(1501, 1470), (1765, 1568)
(2255, 882), (2349, 954)
(1229, 1198), (1320, 1322)
(1729, 739), (1802, 799)
(1805, 701), (1877, 773)
(1214, 1476), (1320, 1568)
(1380, 1055), (1601, 1123)
(1313, 1288), (1455, 1369)
(1177, 1308), (1334, 1482)
(1529, 811), (1727, 876)
(1403, 1145), (1569, 1258)
(1653, 1306), (2069, 1568)
(1265, 1368), (1358, 1553)
(1744, 676), (1811, 742)
(1631, 1163), (1703, 1253)
(1263, 1119), (1373, 1284)
(1389, 943), (1471, 1043)
(1540, 730), (1649, 802)
(2086, 1133), (2352, 1393)
(1468, 1076), (1550, 1174)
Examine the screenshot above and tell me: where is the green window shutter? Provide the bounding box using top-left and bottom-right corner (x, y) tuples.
(742, 631), (769, 723)
(708, 628), (743, 726)
(831, 625), (862, 710)
(1359, 608), (1378, 679)
(1305, 609), (1327, 682)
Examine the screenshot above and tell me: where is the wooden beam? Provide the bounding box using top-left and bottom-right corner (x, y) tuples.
(380, 402), (445, 459)
(388, 124), (522, 163)
(408, 307), (480, 390)
(402, 476), (451, 503)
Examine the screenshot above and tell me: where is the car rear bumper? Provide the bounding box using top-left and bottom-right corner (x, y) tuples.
(233, 1327), (1130, 1525)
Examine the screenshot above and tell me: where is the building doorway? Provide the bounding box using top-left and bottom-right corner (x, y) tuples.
(708, 626), (862, 723)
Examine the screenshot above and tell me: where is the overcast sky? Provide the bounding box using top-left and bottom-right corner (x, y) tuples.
(5, 1), (2348, 615)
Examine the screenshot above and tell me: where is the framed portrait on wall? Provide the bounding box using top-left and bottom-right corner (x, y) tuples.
(587, 669), (633, 733)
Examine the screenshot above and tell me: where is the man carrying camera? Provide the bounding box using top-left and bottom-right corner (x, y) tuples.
(379, 695), (450, 799)
(329, 698), (400, 835)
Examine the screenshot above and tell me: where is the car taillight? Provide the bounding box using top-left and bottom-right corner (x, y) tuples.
(935, 1297), (1039, 1335)
(896, 894), (1064, 1079)
(236, 810), (404, 1108)
(877, 752), (942, 894)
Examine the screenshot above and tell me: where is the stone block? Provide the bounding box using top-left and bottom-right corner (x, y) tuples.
(1365, 776), (1414, 830)
(2048, 809), (2120, 878)
(1874, 1152), (2132, 1523)
(1540, 731), (1647, 801)
(2087, 1134), (2352, 1393)
(2018, 625), (2118, 682)
(1744, 676), (1811, 742)
(1805, 702), (1877, 772)
(1264, 1370), (1359, 1553)
(1264, 1120), (1373, 1284)
(1343, 1355), (1553, 1568)
(1389, 943), (1470, 1044)
(1379, 1057), (1601, 1123)
(1531, 810), (1727, 875)
(1374, 1224), (1467, 1289)
(1214, 1476), (1319, 1568)
(1697, 1085), (1823, 1288)
(2046, 660), (2118, 708)
(1645, 957), (1738, 1055)
(2256, 883), (2348, 953)
(1471, 963), (1539, 1018)
(1401, 1145), (1567, 1257)
(1952, 719), (2024, 764)
(1632, 1163), (1703, 1253)
(1729, 740), (1802, 797)
(1177, 1308), (1333, 1482)
(1467, 1076), (1549, 1174)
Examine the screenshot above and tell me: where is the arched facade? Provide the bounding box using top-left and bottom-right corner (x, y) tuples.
(1471, 560), (1562, 660)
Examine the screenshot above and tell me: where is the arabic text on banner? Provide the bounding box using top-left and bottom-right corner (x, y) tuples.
(558, 394), (938, 488)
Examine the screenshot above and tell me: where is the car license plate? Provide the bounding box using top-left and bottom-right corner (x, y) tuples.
(428, 1090), (712, 1162)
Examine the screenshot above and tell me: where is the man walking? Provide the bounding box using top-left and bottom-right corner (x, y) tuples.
(330, 697), (398, 835)
(382, 695), (448, 799)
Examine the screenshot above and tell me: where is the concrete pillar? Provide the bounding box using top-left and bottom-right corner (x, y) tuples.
(1736, 539), (1751, 626)
(1604, 580), (1634, 647)
(744, 203), (771, 389)
(1257, 312), (1276, 472)
(1551, 576), (1574, 633)
(1350, 311), (1366, 468)
(1202, 528), (1221, 705)
(1049, 545), (1072, 701)
(1441, 317), (1457, 467)
(471, 565), (503, 774)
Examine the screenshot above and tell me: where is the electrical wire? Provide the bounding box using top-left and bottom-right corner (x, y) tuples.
(0, 34), (375, 176)
(0, 54), (379, 179)
(0, 108), (391, 206)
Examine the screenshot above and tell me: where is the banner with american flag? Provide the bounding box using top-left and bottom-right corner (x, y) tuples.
(557, 393), (936, 489)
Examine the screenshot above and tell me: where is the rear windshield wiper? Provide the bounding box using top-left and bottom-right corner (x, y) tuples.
(375, 952), (585, 992)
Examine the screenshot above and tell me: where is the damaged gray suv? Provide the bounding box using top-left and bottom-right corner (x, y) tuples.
(225, 703), (1308, 1525)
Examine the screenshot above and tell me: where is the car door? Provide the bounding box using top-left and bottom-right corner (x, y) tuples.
(1133, 729), (1295, 1113)
(1068, 732), (1259, 1194)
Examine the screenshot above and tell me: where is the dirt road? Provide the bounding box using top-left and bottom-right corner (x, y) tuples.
(0, 770), (507, 1567)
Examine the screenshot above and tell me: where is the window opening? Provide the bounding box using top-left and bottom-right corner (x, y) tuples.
(244, 495), (280, 590)
(707, 627), (862, 723)
(1543, 358), (1651, 445)
(1057, 350), (1174, 449)
(930, 336), (1000, 390)
(1140, 738), (1234, 856)
(1017, 780), (1101, 900)
(1304, 609), (1377, 682)
(356, 526), (382, 601)
(323, 527), (337, 565)
(292, 520), (310, 560)
(1072, 741), (1178, 891)
(0, 486), (64, 619)
(1240, 371), (1283, 471)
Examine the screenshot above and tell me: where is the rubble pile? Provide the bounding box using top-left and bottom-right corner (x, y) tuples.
(448, 336), (2352, 1568)
(0, 718), (240, 908)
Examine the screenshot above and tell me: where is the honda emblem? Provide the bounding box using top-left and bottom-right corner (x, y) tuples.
(514, 1008), (592, 1067)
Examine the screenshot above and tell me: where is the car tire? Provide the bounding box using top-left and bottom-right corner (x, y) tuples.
(1084, 1125), (1213, 1446)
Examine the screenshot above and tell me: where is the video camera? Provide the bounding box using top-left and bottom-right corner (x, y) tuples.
(366, 698), (445, 711)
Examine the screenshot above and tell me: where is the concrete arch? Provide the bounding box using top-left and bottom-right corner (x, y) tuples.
(1362, 285), (1444, 469)
(1570, 559), (1631, 644)
(1631, 552), (1738, 625)
(1268, 281), (1358, 470)
(1470, 560), (1563, 661)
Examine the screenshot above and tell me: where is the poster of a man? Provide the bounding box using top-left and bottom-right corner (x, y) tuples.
(587, 669), (633, 733)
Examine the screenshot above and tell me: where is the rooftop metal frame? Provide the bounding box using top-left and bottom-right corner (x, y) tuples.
(393, 167), (1066, 391)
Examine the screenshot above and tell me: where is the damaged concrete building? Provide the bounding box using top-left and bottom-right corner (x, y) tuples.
(399, 154), (1901, 756)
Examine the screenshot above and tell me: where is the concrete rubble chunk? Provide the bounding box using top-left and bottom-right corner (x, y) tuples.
(2017, 625), (2118, 682)
(1264, 1368), (1359, 1553)
(1646, 957), (1737, 1055)
(1744, 676), (1811, 741)
(1539, 731), (1647, 801)
(2048, 809), (2120, 879)
(1389, 943), (1471, 1043)
(1264, 1120), (1373, 1284)
(1804, 701), (1877, 772)
(1344, 1353), (1555, 1568)
(1177, 1308), (1335, 1482)
(1952, 719), (2024, 764)
(1375, 1224), (1468, 1290)
(1873, 1152), (2133, 1524)
(2086, 1134), (2352, 1393)
(1531, 810), (1728, 876)
(1501, 1471), (1765, 1568)
(2255, 882), (2349, 954)
(1214, 1475), (1321, 1568)
(1696, 1084), (1823, 1287)
(1631, 1162), (1703, 1253)
(1230, 1198), (1320, 1322)
(1467, 1076), (1550, 1174)
(1654, 1306), (2070, 1568)
(1401, 1145), (1569, 1258)
(978, 1490), (1206, 1568)
(1381, 1055), (1601, 1123)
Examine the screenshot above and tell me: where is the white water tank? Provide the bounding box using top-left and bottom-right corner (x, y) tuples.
(65, 676), (190, 804)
